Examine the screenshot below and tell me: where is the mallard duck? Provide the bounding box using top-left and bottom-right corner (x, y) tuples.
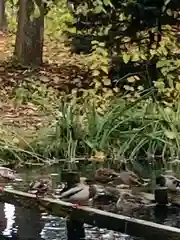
(91, 182), (121, 203)
(116, 163), (147, 188)
(116, 192), (149, 212)
(156, 174), (180, 192)
(94, 168), (120, 183)
(29, 178), (52, 197)
(0, 167), (16, 181)
(59, 177), (97, 207)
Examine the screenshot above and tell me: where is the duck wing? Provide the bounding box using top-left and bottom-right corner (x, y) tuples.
(59, 185), (84, 199)
(128, 172), (143, 185)
(0, 167), (15, 180)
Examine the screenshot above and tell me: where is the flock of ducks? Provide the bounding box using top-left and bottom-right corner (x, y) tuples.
(27, 164), (180, 210)
(0, 164), (180, 211)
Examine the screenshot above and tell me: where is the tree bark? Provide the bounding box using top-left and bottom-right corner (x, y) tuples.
(14, 0), (44, 66)
(0, 0), (7, 32)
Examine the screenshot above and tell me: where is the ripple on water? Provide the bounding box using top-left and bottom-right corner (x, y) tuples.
(0, 202), (141, 240)
(3, 202), (180, 240)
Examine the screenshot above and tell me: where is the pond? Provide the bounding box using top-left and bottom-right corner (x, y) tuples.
(0, 202), (142, 240)
(0, 164), (180, 240)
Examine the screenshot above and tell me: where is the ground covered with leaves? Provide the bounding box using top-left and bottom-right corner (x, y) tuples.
(0, 33), (89, 127)
(0, 30), (94, 165)
(1, 0), (180, 168)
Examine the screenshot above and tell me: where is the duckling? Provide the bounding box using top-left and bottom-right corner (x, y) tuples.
(95, 168), (120, 183)
(29, 178), (52, 198)
(156, 174), (180, 192)
(59, 177), (97, 208)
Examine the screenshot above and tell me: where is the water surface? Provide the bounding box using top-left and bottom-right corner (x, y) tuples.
(1, 164), (180, 240)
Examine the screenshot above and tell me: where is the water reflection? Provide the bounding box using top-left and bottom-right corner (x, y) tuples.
(0, 202), (140, 240)
(3, 203), (16, 237)
(2, 165), (180, 240)
(1, 201), (180, 239)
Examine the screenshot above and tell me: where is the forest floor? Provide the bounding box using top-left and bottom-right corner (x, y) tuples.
(0, 32), (90, 135)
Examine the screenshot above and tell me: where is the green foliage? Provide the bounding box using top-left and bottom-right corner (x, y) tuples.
(27, 94), (180, 165)
(3, 0), (180, 167)
(65, 0), (180, 105)
(45, 0), (75, 40)
(13, 80), (58, 111)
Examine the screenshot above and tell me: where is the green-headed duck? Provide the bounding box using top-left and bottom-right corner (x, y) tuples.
(59, 177), (97, 207)
(156, 174), (180, 192)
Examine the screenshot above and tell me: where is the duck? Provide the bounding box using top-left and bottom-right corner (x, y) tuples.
(59, 177), (97, 207)
(94, 168), (120, 184)
(116, 162), (148, 188)
(91, 182), (122, 203)
(29, 178), (52, 197)
(0, 167), (16, 181)
(156, 174), (180, 192)
(116, 192), (150, 212)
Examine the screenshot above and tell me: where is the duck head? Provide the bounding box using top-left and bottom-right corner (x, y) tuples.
(156, 174), (180, 191)
(156, 175), (166, 187)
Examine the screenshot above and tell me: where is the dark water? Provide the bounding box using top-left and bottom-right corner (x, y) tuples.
(1, 164), (180, 240)
(1, 202), (180, 240)
(0, 202), (138, 240)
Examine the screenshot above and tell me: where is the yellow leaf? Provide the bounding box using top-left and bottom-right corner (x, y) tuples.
(94, 151), (105, 161)
(176, 82), (180, 90)
(134, 75), (140, 80)
(92, 70), (100, 76)
(124, 85), (130, 90)
(113, 87), (119, 93)
(103, 78), (111, 86)
(71, 89), (77, 95)
(12, 138), (20, 144)
(127, 76), (136, 83)
(137, 86), (144, 91)
(101, 66), (108, 74)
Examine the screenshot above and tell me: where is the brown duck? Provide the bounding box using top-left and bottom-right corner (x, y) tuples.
(29, 178), (52, 197)
(94, 168), (120, 183)
(116, 192), (150, 212)
(115, 163), (148, 188)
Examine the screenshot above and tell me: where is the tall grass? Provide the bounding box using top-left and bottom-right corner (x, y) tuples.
(1, 95), (180, 166)
(27, 96), (180, 166)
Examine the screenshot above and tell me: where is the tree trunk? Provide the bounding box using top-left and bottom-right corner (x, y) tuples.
(14, 0), (44, 66)
(0, 0), (7, 32)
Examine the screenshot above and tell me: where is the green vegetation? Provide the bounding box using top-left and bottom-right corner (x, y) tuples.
(0, 0), (180, 167)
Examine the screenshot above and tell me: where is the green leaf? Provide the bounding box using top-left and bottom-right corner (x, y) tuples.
(122, 53), (131, 64)
(131, 53), (140, 62)
(103, 0), (111, 6)
(156, 60), (168, 68)
(94, 5), (104, 13)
